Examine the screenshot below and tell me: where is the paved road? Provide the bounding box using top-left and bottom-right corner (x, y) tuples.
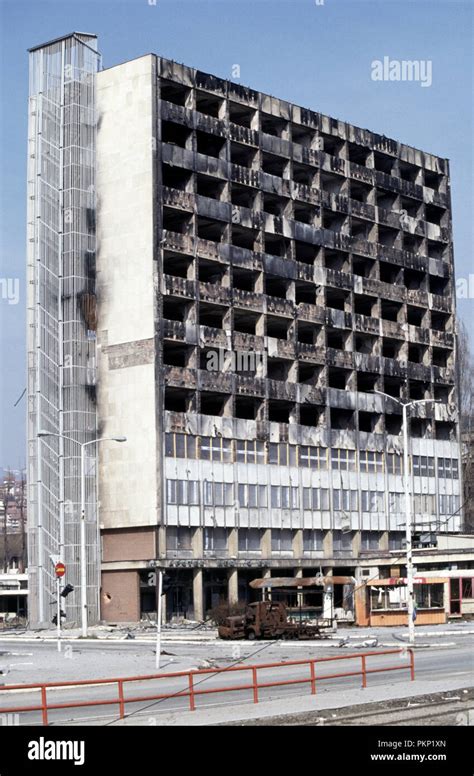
(0, 640), (472, 725)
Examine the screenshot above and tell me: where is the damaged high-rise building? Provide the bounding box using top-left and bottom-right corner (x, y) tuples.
(27, 33), (463, 626)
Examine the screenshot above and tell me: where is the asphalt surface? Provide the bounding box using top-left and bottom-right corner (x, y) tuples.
(0, 637), (472, 725)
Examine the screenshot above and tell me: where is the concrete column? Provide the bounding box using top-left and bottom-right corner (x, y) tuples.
(293, 529), (303, 559)
(261, 528), (272, 558)
(352, 530), (361, 559)
(323, 530), (333, 559)
(193, 568), (204, 621)
(158, 525), (167, 559)
(379, 531), (389, 551)
(228, 527), (238, 557)
(228, 568), (239, 605)
(192, 526), (203, 558)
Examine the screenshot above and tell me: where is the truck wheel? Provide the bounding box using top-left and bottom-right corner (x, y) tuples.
(247, 630), (256, 641)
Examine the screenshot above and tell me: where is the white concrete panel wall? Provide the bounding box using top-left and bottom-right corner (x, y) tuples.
(96, 56), (158, 529)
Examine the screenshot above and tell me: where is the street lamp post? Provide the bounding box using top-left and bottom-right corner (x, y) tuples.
(374, 392), (441, 645)
(38, 431), (126, 637)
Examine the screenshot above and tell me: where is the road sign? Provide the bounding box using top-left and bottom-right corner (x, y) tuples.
(55, 562), (66, 578)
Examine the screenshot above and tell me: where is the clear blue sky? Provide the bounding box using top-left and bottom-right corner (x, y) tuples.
(0, 0), (472, 467)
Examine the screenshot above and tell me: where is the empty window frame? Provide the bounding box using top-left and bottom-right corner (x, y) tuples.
(238, 528), (262, 552)
(299, 446), (328, 470)
(412, 455), (435, 477)
(361, 490), (384, 512)
(235, 439), (265, 464)
(359, 450), (384, 474)
(331, 448), (356, 471)
(203, 481), (234, 507)
(268, 443), (298, 466)
(439, 494), (460, 515)
(237, 483), (267, 508)
(333, 489), (358, 512)
(165, 433), (197, 459)
(361, 531), (380, 551)
(438, 457), (459, 479)
(166, 479), (200, 505)
(386, 454), (403, 475)
(199, 436), (233, 462)
(271, 486), (299, 509)
(166, 526), (193, 552)
(204, 527), (228, 551)
(303, 530), (324, 552)
(271, 529), (294, 553)
(302, 488), (329, 510)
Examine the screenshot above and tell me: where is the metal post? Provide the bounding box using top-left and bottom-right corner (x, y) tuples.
(56, 575), (61, 653)
(155, 569), (163, 669)
(402, 403), (415, 646)
(80, 444), (87, 638)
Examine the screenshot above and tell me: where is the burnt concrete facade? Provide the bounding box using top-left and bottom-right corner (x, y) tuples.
(96, 54), (462, 623)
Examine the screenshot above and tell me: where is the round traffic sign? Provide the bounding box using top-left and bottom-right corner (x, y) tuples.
(55, 562), (66, 578)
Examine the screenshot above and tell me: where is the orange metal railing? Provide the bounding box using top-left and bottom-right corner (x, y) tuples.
(0, 648), (414, 724)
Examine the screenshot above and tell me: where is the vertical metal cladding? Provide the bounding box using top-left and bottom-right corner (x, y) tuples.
(27, 34), (100, 627)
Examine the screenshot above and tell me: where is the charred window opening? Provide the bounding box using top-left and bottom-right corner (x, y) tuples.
(404, 268), (426, 290)
(373, 152), (395, 174)
(161, 120), (191, 148)
(235, 396), (263, 420)
(328, 367), (350, 390)
(196, 130), (226, 159)
(435, 421), (455, 441)
(357, 372), (378, 393)
(234, 308), (259, 335)
(162, 164), (192, 191)
(163, 342), (192, 367)
(375, 190), (397, 210)
(265, 276), (288, 299)
(403, 233), (423, 254)
(355, 333), (377, 355)
(320, 134), (344, 157)
(384, 376), (403, 398)
(382, 338), (402, 359)
(381, 299), (402, 323)
(298, 362), (322, 384)
(263, 192), (290, 217)
(348, 143), (371, 166)
(326, 249), (350, 272)
(261, 113), (288, 139)
(350, 180), (372, 203)
(195, 90), (223, 118)
(330, 408), (355, 430)
(326, 328), (346, 350)
(267, 315), (290, 339)
(295, 281), (316, 305)
(160, 79), (191, 107)
(354, 294), (376, 317)
(200, 391), (230, 416)
(267, 358), (291, 381)
(408, 344), (426, 364)
(261, 152), (288, 178)
(231, 183), (257, 209)
(232, 267), (258, 292)
(432, 347), (449, 368)
(320, 171), (344, 196)
(197, 216), (226, 242)
(409, 380), (429, 400)
(399, 161), (420, 184)
(198, 258), (227, 284)
(326, 288), (348, 311)
(410, 418), (428, 438)
(268, 400), (293, 424)
(434, 384), (451, 402)
(229, 101), (256, 129)
(351, 217), (371, 240)
(164, 387), (194, 412)
(300, 404), (324, 427)
(293, 162), (316, 187)
(294, 202), (317, 225)
(196, 173), (225, 200)
(200, 347), (221, 370)
(295, 240), (318, 265)
(431, 311), (450, 332)
(352, 254), (374, 278)
(291, 123), (316, 148)
(359, 411), (380, 433)
(199, 302), (226, 328)
(265, 233), (290, 258)
(163, 297), (189, 323)
(379, 261), (401, 284)
(163, 251), (193, 279)
(324, 210), (347, 233)
(429, 275), (449, 295)
(424, 169), (443, 192)
(230, 141), (257, 168)
(232, 225), (258, 251)
(298, 322), (320, 345)
(430, 237), (448, 263)
(400, 196), (420, 218)
(163, 206), (192, 234)
(407, 305), (425, 326)
(378, 225), (398, 248)
(385, 414), (402, 435)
